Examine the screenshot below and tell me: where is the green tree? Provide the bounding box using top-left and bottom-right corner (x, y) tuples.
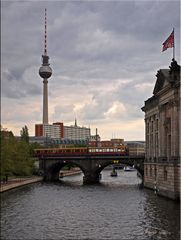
(0, 130), (16, 177)
(29, 142), (41, 156)
(1, 127), (36, 178)
(20, 125), (29, 143)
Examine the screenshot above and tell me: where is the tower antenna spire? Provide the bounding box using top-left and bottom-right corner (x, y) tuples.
(44, 8), (47, 55)
(39, 8), (52, 125)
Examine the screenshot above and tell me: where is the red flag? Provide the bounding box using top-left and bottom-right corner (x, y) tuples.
(162, 30), (174, 52)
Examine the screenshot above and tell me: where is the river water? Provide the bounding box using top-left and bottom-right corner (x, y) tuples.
(1, 170), (180, 240)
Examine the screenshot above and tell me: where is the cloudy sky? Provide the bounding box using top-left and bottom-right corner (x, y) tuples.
(1, 0), (180, 140)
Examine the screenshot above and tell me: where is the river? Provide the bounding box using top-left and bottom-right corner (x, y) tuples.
(1, 170), (180, 240)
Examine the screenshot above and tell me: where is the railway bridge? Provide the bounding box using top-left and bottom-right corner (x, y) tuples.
(37, 152), (145, 184)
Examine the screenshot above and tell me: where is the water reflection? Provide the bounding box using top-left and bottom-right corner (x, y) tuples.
(142, 193), (180, 239)
(1, 170), (180, 240)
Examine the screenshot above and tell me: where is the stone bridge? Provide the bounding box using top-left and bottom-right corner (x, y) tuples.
(38, 155), (144, 184)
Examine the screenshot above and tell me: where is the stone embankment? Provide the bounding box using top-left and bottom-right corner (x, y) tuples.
(0, 176), (43, 193)
(0, 169), (82, 193)
(59, 169), (82, 178)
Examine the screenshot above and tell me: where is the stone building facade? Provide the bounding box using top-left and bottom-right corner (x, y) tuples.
(142, 59), (180, 200)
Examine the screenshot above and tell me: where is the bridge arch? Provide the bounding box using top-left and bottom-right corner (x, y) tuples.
(44, 160), (86, 181)
(93, 161), (144, 181)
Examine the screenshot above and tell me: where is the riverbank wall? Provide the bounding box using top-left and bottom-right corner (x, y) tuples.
(0, 170), (82, 193)
(0, 176), (43, 193)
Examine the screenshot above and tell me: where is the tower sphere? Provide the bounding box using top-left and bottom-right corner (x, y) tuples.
(39, 65), (52, 79)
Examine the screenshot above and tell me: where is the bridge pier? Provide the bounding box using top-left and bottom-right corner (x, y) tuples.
(83, 171), (100, 184)
(44, 171), (59, 181)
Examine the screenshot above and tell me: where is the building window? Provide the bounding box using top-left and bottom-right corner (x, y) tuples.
(146, 135), (149, 157)
(154, 166), (157, 180)
(145, 167), (148, 176)
(150, 134), (153, 154)
(155, 133), (158, 156)
(151, 121), (154, 132)
(156, 119), (159, 131)
(164, 166), (167, 181)
(165, 102), (170, 118)
(150, 166), (152, 177)
(147, 122), (149, 134)
(168, 134), (171, 158)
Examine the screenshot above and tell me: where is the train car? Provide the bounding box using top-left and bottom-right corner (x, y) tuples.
(34, 145), (128, 157)
(34, 147), (88, 157)
(88, 146), (128, 156)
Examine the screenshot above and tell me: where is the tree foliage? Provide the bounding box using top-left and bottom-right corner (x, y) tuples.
(0, 128), (38, 178)
(20, 125), (29, 143)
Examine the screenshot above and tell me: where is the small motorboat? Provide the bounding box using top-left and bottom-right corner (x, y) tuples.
(110, 168), (118, 177)
(123, 166), (136, 172)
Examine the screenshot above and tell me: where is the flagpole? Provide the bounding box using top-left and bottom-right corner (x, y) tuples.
(173, 27), (175, 60)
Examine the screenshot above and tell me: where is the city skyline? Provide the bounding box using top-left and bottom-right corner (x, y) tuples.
(2, 1), (180, 140)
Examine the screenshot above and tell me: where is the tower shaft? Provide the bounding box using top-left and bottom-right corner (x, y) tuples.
(43, 79), (48, 124)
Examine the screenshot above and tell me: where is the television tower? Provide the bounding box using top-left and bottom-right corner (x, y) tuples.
(39, 8), (52, 125)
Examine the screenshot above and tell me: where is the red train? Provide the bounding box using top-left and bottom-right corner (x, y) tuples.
(34, 146), (128, 157)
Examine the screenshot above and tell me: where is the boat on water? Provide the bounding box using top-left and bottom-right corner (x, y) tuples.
(110, 168), (118, 177)
(123, 166), (136, 172)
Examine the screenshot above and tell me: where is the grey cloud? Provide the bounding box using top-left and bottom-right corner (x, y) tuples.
(2, 67), (41, 99)
(1, 1), (180, 138)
